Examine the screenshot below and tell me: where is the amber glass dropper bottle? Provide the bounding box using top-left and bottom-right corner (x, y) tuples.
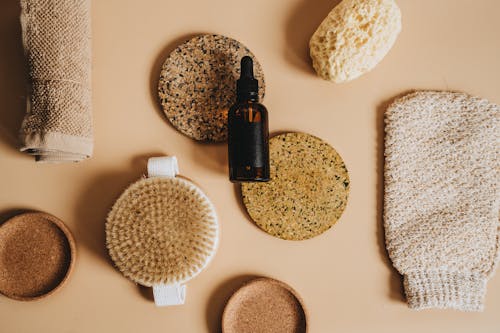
(228, 56), (270, 182)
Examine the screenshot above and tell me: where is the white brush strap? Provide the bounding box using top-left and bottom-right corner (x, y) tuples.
(147, 156), (179, 178)
(147, 156), (186, 306)
(152, 284), (186, 306)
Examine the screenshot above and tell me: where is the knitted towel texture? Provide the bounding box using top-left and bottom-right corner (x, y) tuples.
(384, 91), (500, 311)
(19, 0), (92, 162)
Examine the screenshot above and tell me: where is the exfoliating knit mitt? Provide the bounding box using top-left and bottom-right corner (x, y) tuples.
(19, 0), (92, 162)
(384, 91), (500, 311)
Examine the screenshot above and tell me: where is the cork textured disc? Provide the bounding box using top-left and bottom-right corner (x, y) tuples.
(241, 132), (350, 240)
(222, 277), (307, 333)
(0, 212), (76, 301)
(158, 34), (265, 142)
(106, 177), (218, 287)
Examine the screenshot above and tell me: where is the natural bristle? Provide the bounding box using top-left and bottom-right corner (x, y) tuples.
(106, 177), (218, 287)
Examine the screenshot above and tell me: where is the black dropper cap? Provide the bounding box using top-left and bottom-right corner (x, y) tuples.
(236, 56), (259, 102)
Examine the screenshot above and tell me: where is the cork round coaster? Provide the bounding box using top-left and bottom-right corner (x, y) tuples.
(241, 132), (350, 240)
(0, 212), (76, 301)
(222, 277), (307, 333)
(106, 177), (218, 287)
(158, 34), (265, 142)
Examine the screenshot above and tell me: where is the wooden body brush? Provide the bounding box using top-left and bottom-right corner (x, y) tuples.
(106, 156), (219, 306)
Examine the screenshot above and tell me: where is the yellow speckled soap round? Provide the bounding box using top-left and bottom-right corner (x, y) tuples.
(241, 132), (349, 240)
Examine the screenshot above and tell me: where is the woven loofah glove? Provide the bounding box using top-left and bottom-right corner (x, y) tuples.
(384, 91), (500, 311)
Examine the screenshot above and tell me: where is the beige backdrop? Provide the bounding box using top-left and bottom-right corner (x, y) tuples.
(1, 0), (499, 332)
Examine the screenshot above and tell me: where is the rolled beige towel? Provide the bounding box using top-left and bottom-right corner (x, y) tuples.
(19, 0), (92, 162)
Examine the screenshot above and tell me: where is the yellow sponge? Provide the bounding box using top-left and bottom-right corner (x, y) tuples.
(309, 0), (402, 83)
(106, 177), (218, 287)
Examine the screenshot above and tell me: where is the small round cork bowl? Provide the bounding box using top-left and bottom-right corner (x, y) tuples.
(222, 277), (307, 333)
(0, 212), (76, 301)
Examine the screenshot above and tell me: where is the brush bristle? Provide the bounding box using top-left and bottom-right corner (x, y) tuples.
(106, 177), (218, 287)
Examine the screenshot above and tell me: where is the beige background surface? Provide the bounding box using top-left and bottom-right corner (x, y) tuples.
(1, 0), (499, 332)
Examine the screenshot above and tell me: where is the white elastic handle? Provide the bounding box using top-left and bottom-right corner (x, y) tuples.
(147, 156), (179, 178)
(148, 156), (185, 307)
(152, 284), (186, 306)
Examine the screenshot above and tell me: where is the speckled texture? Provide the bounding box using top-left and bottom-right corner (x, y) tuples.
(106, 177), (218, 287)
(0, 212), (75, 301)
(158, 34), (265, 142)
(241, 132), (349, 240)
(222, 277), (307, 333)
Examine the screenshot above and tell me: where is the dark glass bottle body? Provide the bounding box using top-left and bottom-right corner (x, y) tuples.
(228, 97), (270, 182)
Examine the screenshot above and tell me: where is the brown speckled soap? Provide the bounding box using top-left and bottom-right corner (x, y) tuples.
(222, 277), (307, 333)
(158, 34), (265, 142)
(0, 212), (75, 301)
(241, 132), (350, 240)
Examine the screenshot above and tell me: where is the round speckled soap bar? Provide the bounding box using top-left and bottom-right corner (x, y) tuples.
(158, 34), (265, 142)
(241, 132), (350, 240)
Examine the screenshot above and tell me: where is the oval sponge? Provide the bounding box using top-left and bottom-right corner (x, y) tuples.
(309, 0), (402, 83)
